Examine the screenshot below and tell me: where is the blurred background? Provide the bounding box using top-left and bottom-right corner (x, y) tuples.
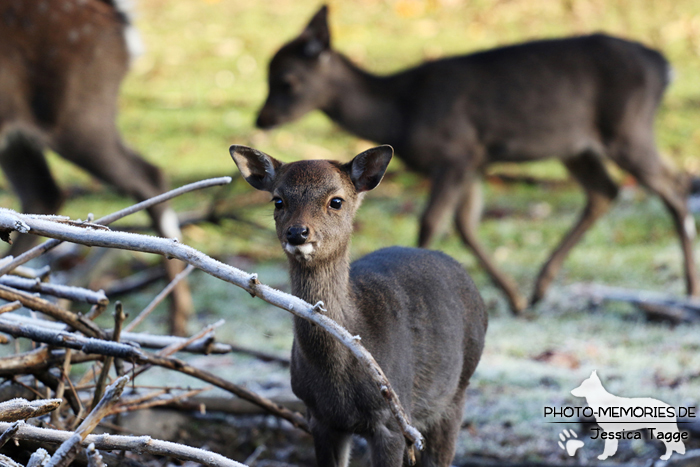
(1, 0), (700, 464)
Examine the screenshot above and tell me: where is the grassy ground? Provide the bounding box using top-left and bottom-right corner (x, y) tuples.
(2, 0), (700, 464)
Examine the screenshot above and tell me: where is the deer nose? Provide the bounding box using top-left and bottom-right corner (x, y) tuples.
(286, 225), (310, 245)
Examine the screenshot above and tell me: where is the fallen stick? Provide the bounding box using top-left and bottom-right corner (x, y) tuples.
(0, 276), (108, 305)
(0, 421), (248, 467)
(0, 398), (62, 422)
(0, 208), (423, 450)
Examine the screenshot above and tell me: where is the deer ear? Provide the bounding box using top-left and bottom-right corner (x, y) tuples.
(346, 145), (393, 192)
(229, 145), (283, 192)
(301, 5), (330, 58)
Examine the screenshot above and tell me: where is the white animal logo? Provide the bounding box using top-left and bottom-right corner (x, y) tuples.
(571, 371), (685, 460)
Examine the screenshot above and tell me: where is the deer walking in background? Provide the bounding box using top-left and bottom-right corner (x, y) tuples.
(0, 0), (192, 334)
(231, 144), (487, 467)
(256, 5), (699, 313)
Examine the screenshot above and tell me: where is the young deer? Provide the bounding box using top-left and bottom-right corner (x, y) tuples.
(256, 5), (699, 313)
(230, 144), (487, 467)
(0, 0), (191, 334)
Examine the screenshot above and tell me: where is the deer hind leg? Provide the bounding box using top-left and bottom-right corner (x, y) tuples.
(531, 152), (619, 305)
(454, 178), (527, 313)
(612, 143), (699, 297)
(53, 129), (193, 335)
(0, 132), (63, 254)
(418, 166), (467, 248)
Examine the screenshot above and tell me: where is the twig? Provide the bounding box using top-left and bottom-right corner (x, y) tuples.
(0, 312), (231, 354)
(0, 453), (24, 467)
(112, 302), (126, 376)
(0, 208), (423, 449)
(102, 266), (166, 297)
(0, 320), (141, 359)
(0, 284), (104, 338)
(0, 420), (23, 448)
(0, 276), (108, 305)
(0, 301), (22, 315)
(0, 347), (99, 377)
(0, 421), (248, 467)
(26, 448), (50, 467)
(86, 443), (105, 467)
(0, 319), (308, 431)
(47, 376), (129, 467)
(123, 264), (195, 333)
(0, 177), (232, 276)
(51, 348), (73, 427)
(110, 387), (210, 414)
(0, 398), (62, 422)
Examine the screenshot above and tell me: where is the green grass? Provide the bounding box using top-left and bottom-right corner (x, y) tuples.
(2, 0), (700, 463)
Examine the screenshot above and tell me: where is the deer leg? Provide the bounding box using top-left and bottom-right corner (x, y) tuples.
(0, 133), (63, 254)
(310, 421), (352, 467)
(53, 132), (193, 335)
(418, 167), (466, 248)
(417, 403), (464, 467)
(614, 148), (699, 297)
(454, 178), (527, 313)
(367, 425), (404, 467)
(531, 152), (618, 305)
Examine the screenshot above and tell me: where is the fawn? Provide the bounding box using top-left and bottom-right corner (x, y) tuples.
(256, 5), (698, 313)
(0, 0), (192, 334)
(230, 144), (487, 467)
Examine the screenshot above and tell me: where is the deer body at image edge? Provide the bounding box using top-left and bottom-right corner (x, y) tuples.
(0, 0), (192, 334)
(230, 144), (488, 467)
(256, 6), (699, 312)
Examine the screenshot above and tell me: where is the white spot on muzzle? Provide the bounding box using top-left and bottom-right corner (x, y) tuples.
(685, 214), (696, 240)
(283, 242), (315, 261)
(159, 208), (181, 240)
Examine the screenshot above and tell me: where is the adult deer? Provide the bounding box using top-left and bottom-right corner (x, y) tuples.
(230, 144), (487, 467)
(256, 5), (699, 313)
(0, 0), (192, 333)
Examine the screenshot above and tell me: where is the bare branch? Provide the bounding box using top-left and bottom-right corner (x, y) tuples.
(26, 448), (50, 467)
(0, 398), (61, 422)
(0, 453), (25, 467)
(0, 276), (108, 306)
(0, 208), (423, 449)
(0, 301), (22, 315)
(110, 387), (210, 415)
(0, 318), (308, 431)
(0, 177), (232, 277)
(0, 421), (248, 467)
(0, 420), (23, 448)
(0, 320), (141, 359)
(0, 313), (231, 355)
(46, 376), (129, 467)
(0, 285), (104, 338)
(85, 444), (105, 467)
(123, 264), (195, 333)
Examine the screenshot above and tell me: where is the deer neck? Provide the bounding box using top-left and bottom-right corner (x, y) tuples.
(289, 247), (355, 368)
(321, 53), (404, 146)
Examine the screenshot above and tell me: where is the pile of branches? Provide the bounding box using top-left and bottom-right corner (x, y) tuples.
(0, 178), (424, 466)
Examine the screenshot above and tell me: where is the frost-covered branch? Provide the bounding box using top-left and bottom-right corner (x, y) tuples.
(0, 208), (424, 450)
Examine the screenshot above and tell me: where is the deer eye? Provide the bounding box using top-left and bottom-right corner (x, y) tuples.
(273, 197), (283, 209)
(329, 198), (343, 210)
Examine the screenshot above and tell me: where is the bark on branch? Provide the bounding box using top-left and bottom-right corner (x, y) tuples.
(0, 398), (61, 422)
(0, 421), (247, 467)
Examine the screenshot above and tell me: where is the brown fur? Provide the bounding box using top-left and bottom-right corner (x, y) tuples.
(230, 144), (487, 467)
